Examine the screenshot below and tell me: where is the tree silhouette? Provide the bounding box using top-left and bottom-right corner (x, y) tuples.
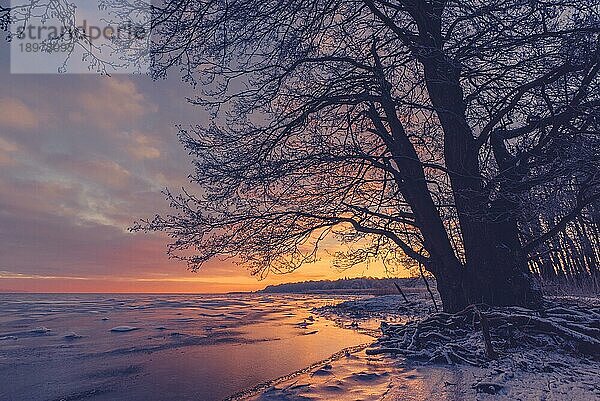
(127, 0), (600, 312)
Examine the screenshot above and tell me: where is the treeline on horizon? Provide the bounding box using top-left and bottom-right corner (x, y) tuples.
(259, 277), (422, 293)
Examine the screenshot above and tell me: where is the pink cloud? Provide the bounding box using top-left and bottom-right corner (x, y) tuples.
(0, 98), (40, 130)
(68, 77), (157, 131)
(126, 131), (161, 160)
(0, 137), (19, 165)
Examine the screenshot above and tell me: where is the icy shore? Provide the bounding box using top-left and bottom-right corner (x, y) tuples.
(245, 293), (599, 401)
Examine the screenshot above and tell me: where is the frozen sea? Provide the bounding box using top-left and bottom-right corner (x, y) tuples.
(0, 293), (372, 401)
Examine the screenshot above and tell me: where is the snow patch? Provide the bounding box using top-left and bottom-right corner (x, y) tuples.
(110, 326), (140, 333)
(30, 327), (51, 334)
(63, 331), (83, 340)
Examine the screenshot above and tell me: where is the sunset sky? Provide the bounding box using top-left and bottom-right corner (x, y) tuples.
(0, 43), (400, 293)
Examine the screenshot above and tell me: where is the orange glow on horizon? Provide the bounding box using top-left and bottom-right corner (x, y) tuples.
(0, 258), (410, 293)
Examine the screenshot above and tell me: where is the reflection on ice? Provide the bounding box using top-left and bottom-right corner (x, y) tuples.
(0, 293), (372, 401)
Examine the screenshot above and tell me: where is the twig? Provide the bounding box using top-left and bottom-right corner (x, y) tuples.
(473, 305), (497, 359)
(419, 262), (439, 312)
(393, 281), (410, 304)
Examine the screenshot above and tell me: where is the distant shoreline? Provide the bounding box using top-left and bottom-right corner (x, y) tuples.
(0, 277), (431, 296)
(257, 277), (431, 295)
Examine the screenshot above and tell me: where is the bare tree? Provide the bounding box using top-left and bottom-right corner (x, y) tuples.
(126, 0), (600, 312)
(523, 132), (600, 293)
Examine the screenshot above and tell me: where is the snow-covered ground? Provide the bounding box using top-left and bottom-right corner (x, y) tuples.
(243, 293), (600, 401)
(246, 347), (598, 401)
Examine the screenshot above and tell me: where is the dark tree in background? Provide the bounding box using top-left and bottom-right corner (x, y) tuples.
(125, 0), (600, 312)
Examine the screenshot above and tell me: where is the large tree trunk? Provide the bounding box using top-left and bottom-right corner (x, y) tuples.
(432, 230), (542, 312)
(431, 267), (467, 313)
(409, 5), (542, 312)
(461, 220), (543, 308)
(430, 227), (542, 313)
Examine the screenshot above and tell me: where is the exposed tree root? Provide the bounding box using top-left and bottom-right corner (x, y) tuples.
(367, 301), (600, 365)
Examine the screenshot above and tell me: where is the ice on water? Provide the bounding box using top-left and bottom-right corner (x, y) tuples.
(0, 293), (371, 401)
